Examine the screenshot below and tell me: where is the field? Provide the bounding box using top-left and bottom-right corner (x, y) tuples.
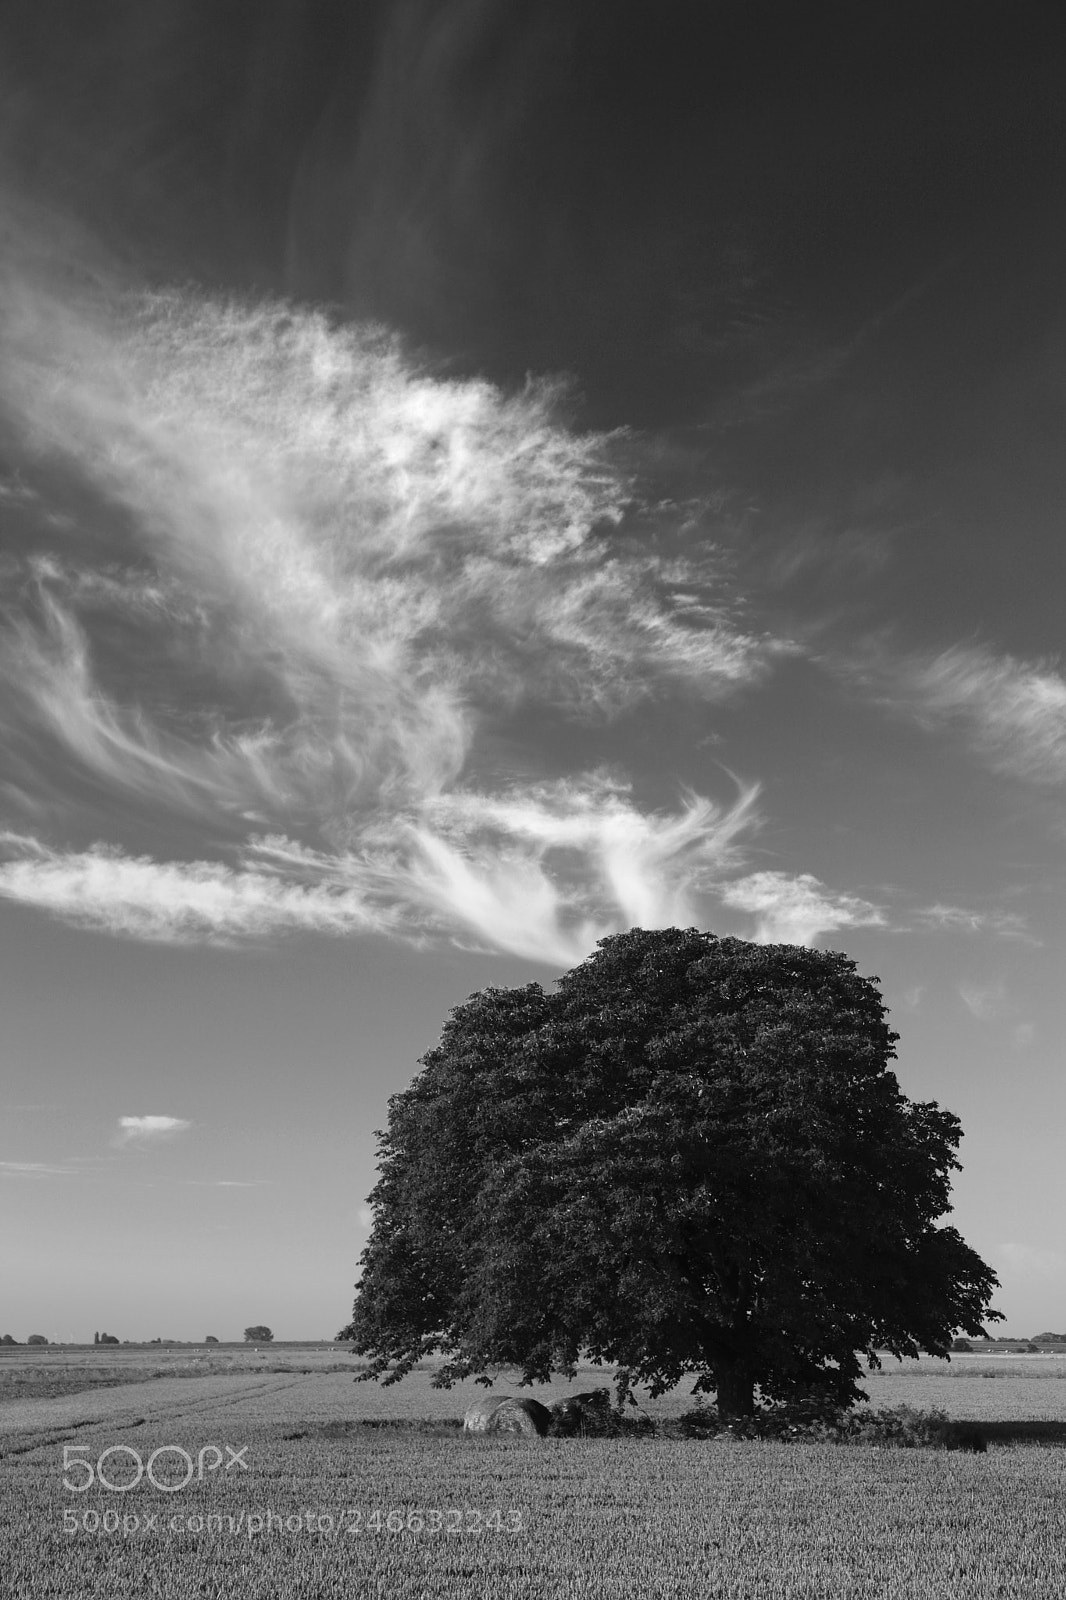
(3, 1347), (1066, 1598)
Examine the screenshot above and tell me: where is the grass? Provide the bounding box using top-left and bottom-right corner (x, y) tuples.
(3, 1351), (1066, 1597)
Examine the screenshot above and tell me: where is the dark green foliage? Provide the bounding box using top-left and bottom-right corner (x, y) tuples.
(344, 928), (1001, 1416)
(243, 1325), (273, 1342)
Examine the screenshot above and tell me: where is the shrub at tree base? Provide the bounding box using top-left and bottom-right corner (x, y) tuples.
(343, 928), (1001, 1418)
(673, 1400), (986, 1451)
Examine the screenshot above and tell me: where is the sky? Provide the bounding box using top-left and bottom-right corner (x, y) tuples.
(1, 0), (1064, 1344)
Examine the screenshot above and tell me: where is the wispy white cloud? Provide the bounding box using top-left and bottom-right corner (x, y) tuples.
(917, 903), (1032, 939)
(114, 1115), (192, 1147)
(958, 980), (1012, 1023)
(0, 833), (388, 944)
(719, 870), (885, 945)
(888, 644), (1066, 785)
(0, 475), (37, 505)
(0, 245), (785, 962)
(401, 777), (761, 963)
(0, 778), (760, 961)
(184, 1179), (269, 1188)
(0, 1159), (76, 1177)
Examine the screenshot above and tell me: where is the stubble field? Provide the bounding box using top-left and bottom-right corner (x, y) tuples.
(2, 1346), (1065, 1599)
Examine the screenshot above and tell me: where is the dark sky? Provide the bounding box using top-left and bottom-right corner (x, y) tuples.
(7, 3), (1065, 399)
(2, 2), (1065, 1337)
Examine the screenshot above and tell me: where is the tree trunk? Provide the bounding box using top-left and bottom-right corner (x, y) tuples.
(715, 1360), (755, 1419)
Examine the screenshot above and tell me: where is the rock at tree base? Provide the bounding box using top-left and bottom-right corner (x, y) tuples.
(549, 1388), (614, 1436)
(462, 1395), (551, 1436)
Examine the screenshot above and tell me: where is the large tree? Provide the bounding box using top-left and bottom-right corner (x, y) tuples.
(343, 928), (1000, 1416)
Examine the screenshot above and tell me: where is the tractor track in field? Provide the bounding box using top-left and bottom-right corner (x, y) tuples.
(0, 1373), (308, 1461)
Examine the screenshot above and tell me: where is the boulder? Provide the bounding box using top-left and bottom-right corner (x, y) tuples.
(462, 1395), (551, 1436)
(548, 1388), (614, 1437)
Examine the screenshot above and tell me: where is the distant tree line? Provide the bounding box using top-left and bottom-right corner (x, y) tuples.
(1, 1331), (276, 1345)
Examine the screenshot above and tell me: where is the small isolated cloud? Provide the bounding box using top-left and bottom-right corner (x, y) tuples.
(1012, 1022), (1035, 1051)
(958, 980), (1011, 1023)
(997, 1242), (1065, 1281)
(357, 1206), (375, 1229)
(0, 1159), (75, 1177)
(0, 475), (37, 506)
(719, 871), (885, 945)
(180, 1178), (268, 1188)
(114, 1115), (192, 1147)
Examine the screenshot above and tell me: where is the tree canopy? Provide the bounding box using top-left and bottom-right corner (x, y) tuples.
(342, 928), (1000, 1416)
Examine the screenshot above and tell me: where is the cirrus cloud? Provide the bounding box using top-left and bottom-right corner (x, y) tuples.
(0, 774), (760, 964)
(0, 234), (789, 962)
(917, 903), (1032, 940)
(0, 1160), (77, 1177)
(877, 643), (1066, 787)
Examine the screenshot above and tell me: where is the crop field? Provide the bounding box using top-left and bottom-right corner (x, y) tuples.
(2, 1348), (1066, 1598)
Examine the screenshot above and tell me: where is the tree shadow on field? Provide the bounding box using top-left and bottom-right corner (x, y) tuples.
(272, 1417), (1066, 1448)
(976, 1421), (1066, 1446)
